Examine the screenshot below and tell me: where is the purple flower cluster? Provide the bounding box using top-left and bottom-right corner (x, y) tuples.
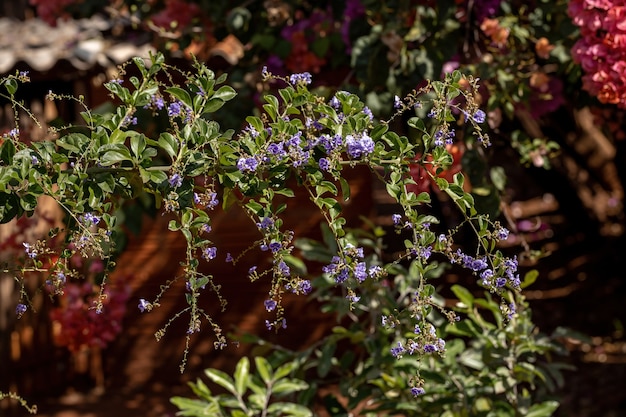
(452, 249), (520, 290)
(289, 72), (312, 85)
(81, 213), (101, 226)
(345, 133), (374, 159)
(434, 129), (455, 146)
(237, 156), (259, 173)
(322, 244), (373, 285)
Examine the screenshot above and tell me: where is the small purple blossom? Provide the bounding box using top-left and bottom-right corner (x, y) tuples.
(363, 106), (374, 121)
(277, 261), (290, 277)
(368, 265), (383, 278)
(168, 173), (183, 188)
(257, 217), (274, 230)
(269, 242), (282, 253)
(16, 303), (27, 317)
(329, 96), (340, 109)
(264, 299), (277, 312)
(299, 280), (312, 294)
(473, 109), (486, 123)
(23, 242), (37, 259)
(355, 262), (367, 282)
(225, 253), (234, 262)
(289, 72), (312, 85)
(203, 246), (217, 261)
(237, 157), (259, 173)
(496, 226), (510, 240)
(167, 101), (183, 117)
(411, 387), (426, 397)
(394, 95), (402, 109)
(318, 157), (330, 171)
(392, 214), (402, 225)
(390, 342), (406, 358)
(138, 298), (150, 313)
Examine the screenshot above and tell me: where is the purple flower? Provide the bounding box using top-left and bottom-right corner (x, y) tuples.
(225, 253), (234, 263)
(203, 246), (217, 261)
(23, 242), (37, 259)
(495, 277), (507, 288)
(346, 134), (374, 159)
(368, 265), (384, 278)
(394, 95), (402, 109)
(299, 280), (312, 294)
(355, 262), (367, 282)
(390, 342), (405, 358)
(168, 101), (183, 117)
(346, 294), (360, 302)
(264, 299), (277, 312)
(289, 72), (312, 85)
(16, 303), (27, 317)
(257, 217), (274, 230)
(496, 226), (509, 240)
(329, 96), (340, 109)
(237, 157), (259, 173)
(267, 142), (286, 158)
(392, 214), (402, 225)
(424, 344), (437, 353)
(269, 242), (282, 253)
(318, 157), (330, 171)
(277, 261), (290, 277)
(411, 387), (426, 397)
(82, 213), (101, 225)
(168, 173), (183, 188)
(363, 107), (374, 121)
(473, 109), (486, 124)
(138, 299), (150, 313)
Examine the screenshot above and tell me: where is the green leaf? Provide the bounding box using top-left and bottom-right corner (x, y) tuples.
(272, 379), (309, 395)
(451, 285), (474, 307)
(234, 357), (250, 396)
(204, 368), (237, 395)
(166, 87), (193, 109)
(4, 78), (18, 95)
(267, 402), (312, 417)
(254, 356), (273, 385)
(170, 397), (220, 416)
(526, 401), (560, 417)
(521, 269), (539, 289)
(274, 360), (298, 380)
(317, 343), (335, 378)
(213, 85), (237, 101)
(0, 139), (16, 164)
(158, 132), (179, 159)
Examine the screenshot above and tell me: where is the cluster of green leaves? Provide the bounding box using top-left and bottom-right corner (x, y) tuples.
(172, 226), (572, 416)
(171, 357), (311, 417)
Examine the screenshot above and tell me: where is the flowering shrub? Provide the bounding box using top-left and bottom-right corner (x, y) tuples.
(2, 51), (520, 395)
(172, 227), (569, 415)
